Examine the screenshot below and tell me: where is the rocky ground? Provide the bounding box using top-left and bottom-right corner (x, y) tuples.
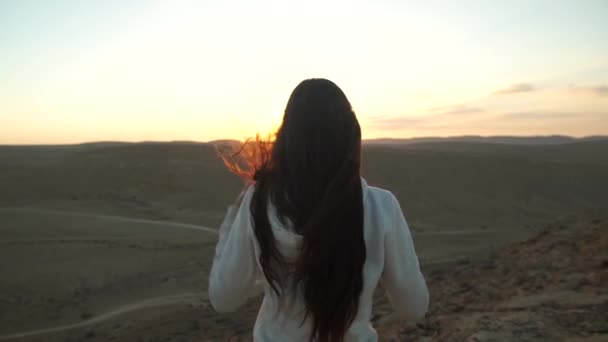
(5, 210), (606, 342)
(376, 210), (608, 341)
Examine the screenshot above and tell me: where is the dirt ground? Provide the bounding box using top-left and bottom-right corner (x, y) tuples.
(0, 204), (534, 341)
(0, 141), (606, 341)
(2, 209), (604, 342)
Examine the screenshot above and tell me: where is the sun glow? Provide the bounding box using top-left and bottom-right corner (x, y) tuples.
(1, 0), (607, 144)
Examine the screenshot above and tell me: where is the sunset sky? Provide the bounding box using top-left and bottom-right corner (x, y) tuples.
(1, 0), (607, 144)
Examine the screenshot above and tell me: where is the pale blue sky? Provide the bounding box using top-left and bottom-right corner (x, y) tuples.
(1, 0), (607, 143)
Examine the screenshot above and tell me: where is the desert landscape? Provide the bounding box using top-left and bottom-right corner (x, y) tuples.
(0, 137), (607, 341)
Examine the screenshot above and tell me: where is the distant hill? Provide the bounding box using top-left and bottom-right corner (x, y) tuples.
(1, 140), (607, 229)
(4, 135), (606, 148)
(205, 139), (241, 146)
(364, 135), (608, 146)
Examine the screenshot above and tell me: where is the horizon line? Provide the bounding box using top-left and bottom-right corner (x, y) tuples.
(1, 134), (607, 147)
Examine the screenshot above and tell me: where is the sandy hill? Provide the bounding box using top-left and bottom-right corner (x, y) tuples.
(377, 210), (608, 341)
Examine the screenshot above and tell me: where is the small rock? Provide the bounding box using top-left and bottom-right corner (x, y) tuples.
(190, 320), (200, 331)
(451, 304), (465, 313)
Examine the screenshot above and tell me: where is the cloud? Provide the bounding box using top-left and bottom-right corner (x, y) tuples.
(498, 111), (590, 120)
(428, 105), (483, 115)
(568, 84), (608, 97)
(367, 116), (425, 130)
(493, 83), (536, 95)
(368, 105), (485, 130)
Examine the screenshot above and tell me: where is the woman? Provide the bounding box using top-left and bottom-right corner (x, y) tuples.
(209, 78), (429, 342)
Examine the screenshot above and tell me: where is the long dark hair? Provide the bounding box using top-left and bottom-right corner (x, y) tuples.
(222, 78), (365, 342)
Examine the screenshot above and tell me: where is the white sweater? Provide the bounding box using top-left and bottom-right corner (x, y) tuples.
(208, 178), (429, 341)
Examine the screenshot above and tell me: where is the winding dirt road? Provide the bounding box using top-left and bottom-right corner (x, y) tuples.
(0, 206), (475, 340)
(0, 293), (203, 340)
(0, 207), (217, 340)
(0, 207), (217, 234)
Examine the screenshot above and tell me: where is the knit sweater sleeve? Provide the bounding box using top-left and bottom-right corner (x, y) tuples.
(208, 186), (261, 312)
(381, 193), (429, 320)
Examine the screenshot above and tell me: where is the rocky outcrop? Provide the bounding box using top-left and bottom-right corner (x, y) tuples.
(378, 210), (608, 341)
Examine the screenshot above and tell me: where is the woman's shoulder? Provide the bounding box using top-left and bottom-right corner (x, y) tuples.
(362, 179), (398, 207)
(361, 182), (403, 238)
(362, 180), (401, 218)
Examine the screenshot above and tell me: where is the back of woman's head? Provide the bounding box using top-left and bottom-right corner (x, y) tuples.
(224, 78), (365, 342)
